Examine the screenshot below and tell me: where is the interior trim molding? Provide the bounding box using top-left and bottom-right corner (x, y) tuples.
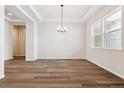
(86, 58), (124, 79)
(4, 57), (13, 61)
(15, 5), (35, 23)
(81, 5), (104, 22)
(37, 57), (85, 59)
(0, 74), (5, 80)
(26, 59), (37, 61)
(42, 19), (83, 23)
(5, 17), (23, 23)
(29, 5), (43, 21)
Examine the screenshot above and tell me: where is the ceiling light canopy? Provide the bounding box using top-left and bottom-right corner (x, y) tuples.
(57, 5), (67, 32)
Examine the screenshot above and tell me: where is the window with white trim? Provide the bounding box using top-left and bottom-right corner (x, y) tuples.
(104, 8), (121, 49)
(92, 20), (102, 48)
(92, 7), (122, 49)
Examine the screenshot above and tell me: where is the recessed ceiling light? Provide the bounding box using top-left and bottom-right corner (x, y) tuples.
(8, 12), (12, 16)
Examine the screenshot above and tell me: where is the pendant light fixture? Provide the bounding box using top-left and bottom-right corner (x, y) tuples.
(57, 5), (67, 32)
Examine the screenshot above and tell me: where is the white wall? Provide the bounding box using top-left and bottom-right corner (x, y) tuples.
(86, 5), (124, 79)
(26, 22), (37, 61)
(4, 20), (13, 60)
(4, 21), (26, 60)
(4, 21), (37, 61)
(0, 6), (5, 79)
(37, 22), (85, 59)
(34, 23), (38, 59)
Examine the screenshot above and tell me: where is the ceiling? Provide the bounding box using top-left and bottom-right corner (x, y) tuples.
(5, 5), (104, 23)
(32, 5), (91, 21)
(5, 9), (23, 22)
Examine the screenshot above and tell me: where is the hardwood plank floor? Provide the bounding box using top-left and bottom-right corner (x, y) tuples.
(0, 58), (124, 88)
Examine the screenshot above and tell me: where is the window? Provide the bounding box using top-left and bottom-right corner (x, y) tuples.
(104, 8), (121, 49)
(92, 7), (122, 50)
(92, 20), (102, 48)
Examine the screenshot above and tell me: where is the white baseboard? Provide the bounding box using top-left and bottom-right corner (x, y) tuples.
(37, 57), (84, 59)
(4, 57), (13, 61)
(26, 59), (37, 61)
(86, 58), (124, 79)
(0, 74), (5, 79)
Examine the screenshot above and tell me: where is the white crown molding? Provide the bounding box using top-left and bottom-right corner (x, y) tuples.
(80, 6), (92, 21)
(81, 6), (96, 22)
(5, 17), (25, 26)
(42, 18), (83, 23)
(12, 22), (26, 26)
(6, 5), (104, 23)
(29, 5), (43, 21)
(5, 16), (23, 23)
(5, 16), (13, 22)
(41, 6), (103, 23)
(27, 5), (97, 23)
(15, 5), (36, 23)
(81, 5), (104, 23)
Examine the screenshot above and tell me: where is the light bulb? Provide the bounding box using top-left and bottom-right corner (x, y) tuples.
(57, 26), (67, 32)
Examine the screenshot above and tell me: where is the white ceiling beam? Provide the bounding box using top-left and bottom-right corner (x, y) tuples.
(15, 5), (35, 23)
(80, 6), (92, 21)
(5, 17), (25, 26)
(81, 5), (104, 23)
(43, 18), (82, 23)
(5, 5), (34, 23)
(29, 5), (43, 21)
(5, 16), (13, 22)
(5, 16), (23, 22)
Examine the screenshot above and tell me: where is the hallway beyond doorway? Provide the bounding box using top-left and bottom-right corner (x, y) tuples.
(13, 56), (25, 60)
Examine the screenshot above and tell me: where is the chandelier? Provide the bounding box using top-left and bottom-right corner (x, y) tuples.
(57, 5), (67, 32)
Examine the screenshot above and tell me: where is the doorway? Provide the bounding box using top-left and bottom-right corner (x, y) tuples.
(12, 25), (26, 60)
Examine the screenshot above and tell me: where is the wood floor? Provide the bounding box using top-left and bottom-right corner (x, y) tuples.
(0, 58), (124, 88)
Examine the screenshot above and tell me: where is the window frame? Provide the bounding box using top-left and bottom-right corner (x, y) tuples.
(91, 19), (103, 48)
(91, 6), (122, 50)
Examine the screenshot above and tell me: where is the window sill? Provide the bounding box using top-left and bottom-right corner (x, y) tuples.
(91, 47), (123, 51)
